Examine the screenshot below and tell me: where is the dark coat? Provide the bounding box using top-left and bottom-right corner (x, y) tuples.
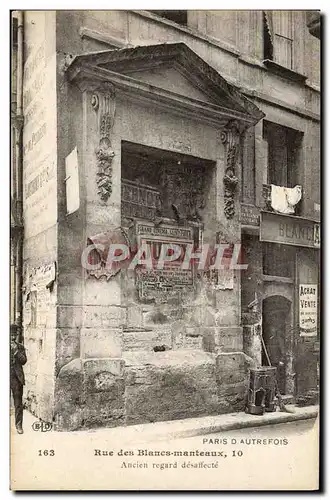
(10, 343), (27, 386)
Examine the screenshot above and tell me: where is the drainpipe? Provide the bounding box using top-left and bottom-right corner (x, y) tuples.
(14, 11), (24, 334)
(16, 11), (23, 117)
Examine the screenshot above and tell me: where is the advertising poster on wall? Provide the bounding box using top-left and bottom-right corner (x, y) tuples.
(299, 284), (318, 337)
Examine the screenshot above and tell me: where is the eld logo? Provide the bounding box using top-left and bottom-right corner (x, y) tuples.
(32, 421), (52, 432)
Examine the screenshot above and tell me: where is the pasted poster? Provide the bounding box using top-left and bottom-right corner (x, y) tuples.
(299, 284), (318, 337)
(22, 11), (57, 240)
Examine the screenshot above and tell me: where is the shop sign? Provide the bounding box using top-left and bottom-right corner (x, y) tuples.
(240, 204), (260, 226)
(260, 212), (320, 249)
(299, 284), (318, 337)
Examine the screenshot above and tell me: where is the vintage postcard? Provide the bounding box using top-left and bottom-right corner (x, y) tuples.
(10, 8), (320, 491)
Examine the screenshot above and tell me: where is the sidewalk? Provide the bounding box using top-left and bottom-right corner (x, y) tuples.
(16, 404), (319, 444)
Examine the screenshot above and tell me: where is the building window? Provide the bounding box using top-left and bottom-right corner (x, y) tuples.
(263, 10), (294, 69)
(149, 10), (187, 26)
(263, 121), (302, 188)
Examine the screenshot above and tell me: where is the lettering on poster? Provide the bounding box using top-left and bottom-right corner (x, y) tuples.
(299, 284), (318, 337)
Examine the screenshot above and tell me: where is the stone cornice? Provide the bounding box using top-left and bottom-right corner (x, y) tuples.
(241, 87), (320, 123)
(79, 27), (130, 49)
(66, 42), (265, 126)
(67, 62), (261, 129)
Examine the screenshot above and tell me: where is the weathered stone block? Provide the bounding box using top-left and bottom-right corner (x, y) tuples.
(242, 311), (262, 325)
(81, 328), (123, 358)
(82, 305), (125, 328)
(184, 331), (203, 350)
(83, 358), (125, 428)
(215, 291), (240, 325)
(57, 305), (83, 328)
(218, 392), (246, 413)
(124, 350), (219, 425)
(83, 358), (124, 379)
(215, 352), (247, 385)
(215, 351), (250, 414)
(201, 327), (216, 352)
(217, 382), (247, 398)
(214, 326), (243, 352)
(123, 328), (172, 352)
(126, 305), (144, 328)
(243, 323), (262, 366)
(55, 327), (81, 375)
(83, 278), (121, 306)
(54, 359), (84, 431)
(83, 404), (125, 429)
(36, 387), (54, 423)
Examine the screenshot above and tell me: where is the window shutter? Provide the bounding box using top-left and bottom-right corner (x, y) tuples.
(272, 11), (293, 69)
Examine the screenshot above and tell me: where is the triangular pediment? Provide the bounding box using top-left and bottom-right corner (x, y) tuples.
(117, 66), (217, 105)
(67, 43), (264, 125)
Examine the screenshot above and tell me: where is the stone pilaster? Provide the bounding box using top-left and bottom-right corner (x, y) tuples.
(54, 79), (125, 430)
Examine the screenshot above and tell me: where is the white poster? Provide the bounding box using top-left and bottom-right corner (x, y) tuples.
(65, 147), (80, 214)
(299, 284), (318, 337)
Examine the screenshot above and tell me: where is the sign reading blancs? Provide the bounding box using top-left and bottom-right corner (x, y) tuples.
(299, 284), (318, 337)
(260, 212), (320, 249)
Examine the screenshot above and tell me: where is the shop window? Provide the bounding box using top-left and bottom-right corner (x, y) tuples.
(263, 243), (295, 277)
(263, 11), (293, 69)
(263, 121), (302, 188)
(149, 10), (188, 26)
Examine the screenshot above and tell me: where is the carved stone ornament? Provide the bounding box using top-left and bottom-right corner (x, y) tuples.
(86, 227), (129, 281)
(221, 120), (241, 219)
(89, 267), (121, 281)
(92, 83), (116, 203)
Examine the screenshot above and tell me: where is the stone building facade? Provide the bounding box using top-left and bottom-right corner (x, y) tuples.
(12, 10), (320, 430)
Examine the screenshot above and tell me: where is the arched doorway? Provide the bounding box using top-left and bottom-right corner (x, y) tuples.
(262, 295), (292, 395)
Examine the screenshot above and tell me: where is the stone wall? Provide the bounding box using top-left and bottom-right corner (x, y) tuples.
(241, 234), (263, 366)
(22, 11), (58, 422)
(55, 10), (320, 118)
(55, 358), (125, 430)
(54, 350), (251, 430)
(124, 351), (219, 425)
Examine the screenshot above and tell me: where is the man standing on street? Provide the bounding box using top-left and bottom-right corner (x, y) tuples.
(10, 324), (27, 434)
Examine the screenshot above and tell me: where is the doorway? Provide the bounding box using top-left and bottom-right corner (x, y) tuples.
(262, 295), (292, 394)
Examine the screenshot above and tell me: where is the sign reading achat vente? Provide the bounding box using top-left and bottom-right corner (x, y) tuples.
(299, 284), (318, 337)
(260, 212), (320, 249)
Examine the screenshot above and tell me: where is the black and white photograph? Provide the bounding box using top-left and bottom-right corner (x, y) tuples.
(10, 7), (321, 491)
